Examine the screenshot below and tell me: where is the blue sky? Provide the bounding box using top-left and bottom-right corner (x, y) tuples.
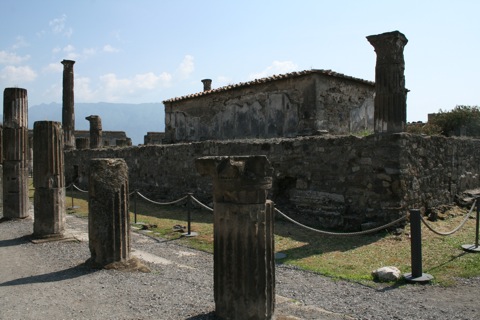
(1, 0), (479, 122)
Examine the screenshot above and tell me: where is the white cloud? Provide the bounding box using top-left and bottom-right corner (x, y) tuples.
(42, 63), (63, 73)
(63, 45), (75, 52)
(103, 44), (119, 53)
(177, 55), (194, 79)
(249, 60), (299, 80)
(82, 48), (97, 58)
(49, 14), (73, 37)
(12, 36), (28, 50)
(0, 65), (37, 83)
(52, 47), (61, 54)
(75, 71), (173, 102)
(0, 51), (30, 65)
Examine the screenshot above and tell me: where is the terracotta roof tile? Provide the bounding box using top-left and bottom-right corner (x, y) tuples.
(163, 69), (374, 103)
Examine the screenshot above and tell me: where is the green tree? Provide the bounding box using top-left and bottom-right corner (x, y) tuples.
(430, 105), (480, 137)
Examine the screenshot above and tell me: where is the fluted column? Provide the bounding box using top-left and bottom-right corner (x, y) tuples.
(367, 31), (408, 133)
(3, 88), (29, 219)
(61, 59), (75, 150)
(85, 115), (102, 149)
(88, 158), (130, 267)
(33, 121), (65, 237)
(196, 155), (275, 320)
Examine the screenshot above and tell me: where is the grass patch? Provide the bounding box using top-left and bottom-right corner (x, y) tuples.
(65, 189), (480, 286)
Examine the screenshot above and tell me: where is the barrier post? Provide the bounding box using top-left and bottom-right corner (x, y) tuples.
(134, 190), (137, 224)
(404, 209), (433, 283)
(462, 199), (480, 253)
(183, 193), (197, 237)
(68, 183), (79, 210)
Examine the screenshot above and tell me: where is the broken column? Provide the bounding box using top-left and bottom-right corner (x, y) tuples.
(88, 158), (130, 267)
(196, 155), (275, 320)
(61, 59), (76, 150)
(367, 31), (408, 133)
(3, 88), (29, 219)
(85, 115), (102, 149)
(33, 121), (65, 238)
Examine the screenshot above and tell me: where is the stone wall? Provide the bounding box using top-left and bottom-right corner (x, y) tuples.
(65, 133), (480, 230)
(164, 71), (374, 143)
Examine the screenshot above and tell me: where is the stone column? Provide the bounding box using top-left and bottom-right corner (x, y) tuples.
(85, 115), (102, 149)
(33, 121), (65, 238)
(88, 158), (130, 267)
(61, 59), (75, 150)
(3, 88), (29, 219)
(367, 31), (408, 133)
(196, 155), (275, 320)
(75, 137), (89, 150)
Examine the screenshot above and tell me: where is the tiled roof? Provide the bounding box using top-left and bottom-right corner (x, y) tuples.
(163, 69), (374, 103)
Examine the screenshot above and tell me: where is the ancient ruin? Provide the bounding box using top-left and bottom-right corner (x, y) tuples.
(3, 88), (29, 219)
(33, 121), (65, 238)
(61, 59), (76, 150)
(88, 158), (130, 267)
(63, 30), (480, 231)
(163, 71), (375, 143)
(75, 137), (89, 150)
(367, 31), (408, 133)
(196, 156), (275, 320)
(85, 115), (103, 149)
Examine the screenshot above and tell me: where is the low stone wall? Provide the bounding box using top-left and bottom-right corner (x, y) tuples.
(64, 133), (480, 230)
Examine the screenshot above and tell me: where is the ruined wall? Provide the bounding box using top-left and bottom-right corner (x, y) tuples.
(65, 134), (480, 230)
(164, 73), (374, 143)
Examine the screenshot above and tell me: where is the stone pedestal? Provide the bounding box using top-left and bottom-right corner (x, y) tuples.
(33, 121), (65, 237)
(62, 59), (76, 150)
(196, 155), (275, 320)
(75, 137), (89, 150)
(88, 158), (130, 267)
(3, 88), (29, 219)
(85, 115), (102, 149)
(367, 31), (408, 133)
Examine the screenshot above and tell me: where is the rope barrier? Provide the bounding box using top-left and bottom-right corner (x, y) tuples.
(136, 191), (188, 206)
(189, 195), (214, 212)
(274, 207), (407, 237)
(420, 200), (476, 236)
(72, 184), (88, 193)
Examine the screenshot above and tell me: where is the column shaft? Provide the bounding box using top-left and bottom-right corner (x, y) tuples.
(62, 60), (76, 149)
(88, 158), (130, 266)
(33, 121), (65, 237)
(3, 88), (29, 219)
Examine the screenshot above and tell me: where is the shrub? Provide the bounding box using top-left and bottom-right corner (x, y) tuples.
(429, 105), (480, 137)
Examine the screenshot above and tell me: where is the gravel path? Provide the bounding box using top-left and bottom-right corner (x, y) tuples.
(0, 213), (479, 320)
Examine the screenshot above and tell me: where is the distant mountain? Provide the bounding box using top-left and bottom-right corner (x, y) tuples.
(22, 102), (165, 145)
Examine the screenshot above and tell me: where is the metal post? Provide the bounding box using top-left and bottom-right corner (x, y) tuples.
(134, 190), (137, 224)
(462, 199), (480, 253)
(68, 183), (79, 210)
(183, 194), (197, 237)
(404, 209), (433, 283)
(71, 183), (74, 208)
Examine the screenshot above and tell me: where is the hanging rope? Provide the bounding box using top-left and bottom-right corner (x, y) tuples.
(419, 200), (476, 236)
(136, 191), (188, 206)
(72, 184), (88, 193)
(189, 195), (214, 212)
(274, 207), (407, 237)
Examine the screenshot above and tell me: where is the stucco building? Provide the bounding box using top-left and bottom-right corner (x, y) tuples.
(163, 69), (375, 143)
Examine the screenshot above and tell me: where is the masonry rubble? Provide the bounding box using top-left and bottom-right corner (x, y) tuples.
(33, 121), (65, 238)
(196, 155), (275, 320)
(61, 59), (76, 150)
(3, 87), (29, 219)
(87, 158), (130, 267)
(75, 137), (89, 150)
